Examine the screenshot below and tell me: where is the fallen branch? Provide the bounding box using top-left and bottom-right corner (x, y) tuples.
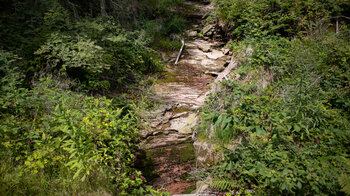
(175, 38), (185, 66)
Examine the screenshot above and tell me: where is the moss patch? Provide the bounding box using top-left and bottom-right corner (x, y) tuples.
(179, 143), (195, 163)
(172, 107), (190, 114)
(182, 184), (197, 194)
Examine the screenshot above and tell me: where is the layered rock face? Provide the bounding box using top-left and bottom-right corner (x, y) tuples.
(137, 0), (233, 194)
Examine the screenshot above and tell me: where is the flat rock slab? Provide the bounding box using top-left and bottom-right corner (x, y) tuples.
(167, 113), (198, 134)
(186, 30), (198, 37)
(141, 133), (192, 150)
(206, 49), (225, 60)
(186, 48), (206, 56)
(201, 59), (225, 72)
(198, 44), (211, 52)
(186, 39), (224, 50)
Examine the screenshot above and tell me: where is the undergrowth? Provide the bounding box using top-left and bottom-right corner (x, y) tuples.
(199, 30), (350, 195)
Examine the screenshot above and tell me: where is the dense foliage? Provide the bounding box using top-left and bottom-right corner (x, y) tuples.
(201, 34), (350, 195)
(212, 0), (349, 39)
(198, 0), (350, 195)
(0, 0), (188, 194)
(0, 0), (188, 93)
(0, 50), (146, 194)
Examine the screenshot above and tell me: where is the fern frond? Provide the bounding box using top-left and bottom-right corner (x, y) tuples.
(338, 158), (350, 195)
(210, 179), (236, 191)
(339, 174), (350, 195)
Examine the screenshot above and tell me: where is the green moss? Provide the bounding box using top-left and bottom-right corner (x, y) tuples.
(182, 184), (196, 194)
(179, 143), (195, 163)
(158, 76), (182, 83)
(151, 142), (195, 164)
(172, 107), (190, 114)
(165, 71), (176, 77)
(157, 71), (194, 84)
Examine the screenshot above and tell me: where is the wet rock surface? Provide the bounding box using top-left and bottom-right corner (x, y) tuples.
(137, 0), (232, 194)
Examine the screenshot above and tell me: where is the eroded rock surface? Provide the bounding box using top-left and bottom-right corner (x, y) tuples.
(137, 0), (232, 194)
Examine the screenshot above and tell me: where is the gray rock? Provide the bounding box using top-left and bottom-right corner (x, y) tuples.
(141, 133), (191, 149)
(194, 138), (242, 168)
(177, 103), (190, 109)
(187, 30), (198, 37)
(203, 24), (215, 36)
(223, 48), (230, 55)
(205, 71), (219, 77)
(195, 177), (213, 195)
(190, 105), (201, 111)
(198, 44), (211, 52)
(201, 59), (225, 72)
(150, 120), (161, 128)
(161, 111), (173, 124)
(171, 111), (189, 119)
(140, 129), (150, 139)
(206, 49), (225, 60)
(193, 140), (223, 167)
(167, 113), (198, 134)
(195, 184), (210, 195)
(187, 49), (205, 56)
(152, 131), (162, 136)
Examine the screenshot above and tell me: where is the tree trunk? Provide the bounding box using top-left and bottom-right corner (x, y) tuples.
(100, 0), (108, 18)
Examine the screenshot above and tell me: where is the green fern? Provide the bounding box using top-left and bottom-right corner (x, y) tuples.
(210, 179), (236, 191)
(339, 159), (350, 195)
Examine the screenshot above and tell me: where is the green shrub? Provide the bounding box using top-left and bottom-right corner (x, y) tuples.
(0, 75), (144, 194)
(154, 39), (182, 51)
(212, 0), (349, 39)
(200, 32), (350, 194)
(35, 32), (108, 73)
(164, 16), (187, 34)
(33, 18), (163, 92)
(338, 159), (350, 195)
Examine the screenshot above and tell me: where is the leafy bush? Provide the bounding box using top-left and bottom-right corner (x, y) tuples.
(199, 32), (350, 194)
(212, 0), (349, 39)
(0, 55), (145, 194)
(33, 18), (163, 92)
(35, 32), (108, 73)
(164, 16), (187, 35)
(218, 134), (347, 195)
(154, 39), (182, 51)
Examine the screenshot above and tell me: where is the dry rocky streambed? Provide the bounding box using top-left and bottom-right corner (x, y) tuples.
(136, 1), (235, 194)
